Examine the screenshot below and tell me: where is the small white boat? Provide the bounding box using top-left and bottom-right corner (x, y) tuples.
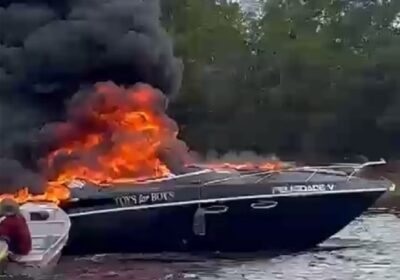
(0, 202), (71, 277)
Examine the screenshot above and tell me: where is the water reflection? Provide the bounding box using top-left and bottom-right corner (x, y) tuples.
(53, 214), (400, 280)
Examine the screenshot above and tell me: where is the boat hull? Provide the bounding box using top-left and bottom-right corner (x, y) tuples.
(63, 189), (385, 254)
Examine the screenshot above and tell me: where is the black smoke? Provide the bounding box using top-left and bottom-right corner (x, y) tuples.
(0, 158), (45, 194)
(0, 0), (183, 194)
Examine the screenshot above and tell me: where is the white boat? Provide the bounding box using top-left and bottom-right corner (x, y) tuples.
(0, 202), (71, 277)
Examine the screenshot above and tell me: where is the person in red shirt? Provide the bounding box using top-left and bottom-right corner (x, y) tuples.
(0, 198), (32, 256)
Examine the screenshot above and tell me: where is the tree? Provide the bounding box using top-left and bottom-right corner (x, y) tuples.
(161, 0), (400, 159)
(162, 0), (252, 153)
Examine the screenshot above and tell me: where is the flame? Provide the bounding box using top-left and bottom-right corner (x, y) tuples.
(0, 83), (177, 205)
(0, 82), (288, 206)
(0, 183), (70, 205)
(46, 85), (173, 184)
(205, 161), (286, 172)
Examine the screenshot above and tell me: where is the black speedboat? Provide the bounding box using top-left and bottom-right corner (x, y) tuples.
(60, 160), (395, 254)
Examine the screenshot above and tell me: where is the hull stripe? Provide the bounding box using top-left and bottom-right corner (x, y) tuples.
(68, 187), (387, 218)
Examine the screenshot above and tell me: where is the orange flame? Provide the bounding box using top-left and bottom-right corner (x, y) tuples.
(205, 162), (286, 172)
(1, 83), (177, 205)
(0, 82), (287, 206)
(0, 183), (70, 205)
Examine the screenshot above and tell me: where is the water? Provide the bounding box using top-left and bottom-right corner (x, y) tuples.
(235, 0), (262, 16)
(51, 213), (400, 280)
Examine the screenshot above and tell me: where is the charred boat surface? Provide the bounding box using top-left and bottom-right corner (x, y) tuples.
(61, 160), (395, 254)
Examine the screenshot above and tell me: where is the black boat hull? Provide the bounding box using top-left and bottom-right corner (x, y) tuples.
(63, 189), (385, 254)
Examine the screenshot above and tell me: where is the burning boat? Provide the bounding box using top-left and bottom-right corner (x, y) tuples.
(59, 159), (395, 254)
(0, 0), (395, 256)
(0, 84), (395, 254)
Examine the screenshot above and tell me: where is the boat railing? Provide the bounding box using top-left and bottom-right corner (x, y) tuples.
(293, 158), (387, 182)
(204, 159), (387, 185)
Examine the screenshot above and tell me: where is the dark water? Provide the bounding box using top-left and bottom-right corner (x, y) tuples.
(50, 213), (400, 280)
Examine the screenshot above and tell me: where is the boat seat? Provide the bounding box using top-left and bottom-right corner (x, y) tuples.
(31, 235), (61, 251)
(31, 234), (62, 239)
(12, 251), (44, 263)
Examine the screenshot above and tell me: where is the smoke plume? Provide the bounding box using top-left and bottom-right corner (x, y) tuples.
(0, 0), (183, 194)
(0, 158), (45, 194)
(204, 150), (280, 164)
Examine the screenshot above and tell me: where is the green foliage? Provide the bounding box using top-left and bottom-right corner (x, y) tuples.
(161, 0), (400, 159)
